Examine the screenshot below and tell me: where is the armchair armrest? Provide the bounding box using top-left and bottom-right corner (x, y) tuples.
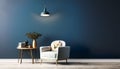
(40, 46), (51, 52)
(58, 46), (70, 60)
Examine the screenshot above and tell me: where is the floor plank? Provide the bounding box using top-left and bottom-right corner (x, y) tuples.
(0, 62), (120, 69)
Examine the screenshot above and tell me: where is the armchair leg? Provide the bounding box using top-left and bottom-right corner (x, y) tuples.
(40, 59), (42, 64)
(66, 59), (68, 63)
(56, 60), (58, 65)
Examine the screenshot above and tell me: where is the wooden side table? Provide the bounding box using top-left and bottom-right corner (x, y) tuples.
(17, 47), (36, 64)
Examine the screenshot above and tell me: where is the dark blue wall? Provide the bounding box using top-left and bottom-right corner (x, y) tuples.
(0, 0), (119, 58)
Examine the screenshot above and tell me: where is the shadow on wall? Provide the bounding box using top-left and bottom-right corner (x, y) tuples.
(38, 36), (55, 46)
(70, 44), (91, 58)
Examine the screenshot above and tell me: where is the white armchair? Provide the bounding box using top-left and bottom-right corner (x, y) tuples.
(40, 40), (70, 64)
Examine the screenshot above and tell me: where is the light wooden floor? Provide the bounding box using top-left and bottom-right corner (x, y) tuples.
(0, 59), (120, 69)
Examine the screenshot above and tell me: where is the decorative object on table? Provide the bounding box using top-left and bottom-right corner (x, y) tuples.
(17, 40), (29, 48)
(25, 40), (28, 46)
(28, 45), (32, 48)
(26, 32), (42, 48)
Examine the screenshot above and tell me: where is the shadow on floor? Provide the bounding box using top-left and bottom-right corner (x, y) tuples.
(38, 62), (120, 66)
(39, 62), (90, 65)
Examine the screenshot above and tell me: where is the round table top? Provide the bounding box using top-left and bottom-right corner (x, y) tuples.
(17, 47), (36, 50)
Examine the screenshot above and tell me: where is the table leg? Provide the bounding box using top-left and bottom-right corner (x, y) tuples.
(20, 50), (23, 64)
(30, 49), (34, 64)
(18, 50), (20, 63)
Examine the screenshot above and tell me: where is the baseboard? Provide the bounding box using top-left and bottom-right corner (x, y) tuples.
(0, 59), (120, 63)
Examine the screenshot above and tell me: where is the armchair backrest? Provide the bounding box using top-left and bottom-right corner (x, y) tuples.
(51, 40), (66, 51)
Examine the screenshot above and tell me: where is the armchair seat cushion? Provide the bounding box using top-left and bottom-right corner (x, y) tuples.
(41, 51), (58, 59)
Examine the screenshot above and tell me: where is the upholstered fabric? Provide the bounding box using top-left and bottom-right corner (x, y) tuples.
(41, 51), (58, 59)
(40, 40), (70, 64)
